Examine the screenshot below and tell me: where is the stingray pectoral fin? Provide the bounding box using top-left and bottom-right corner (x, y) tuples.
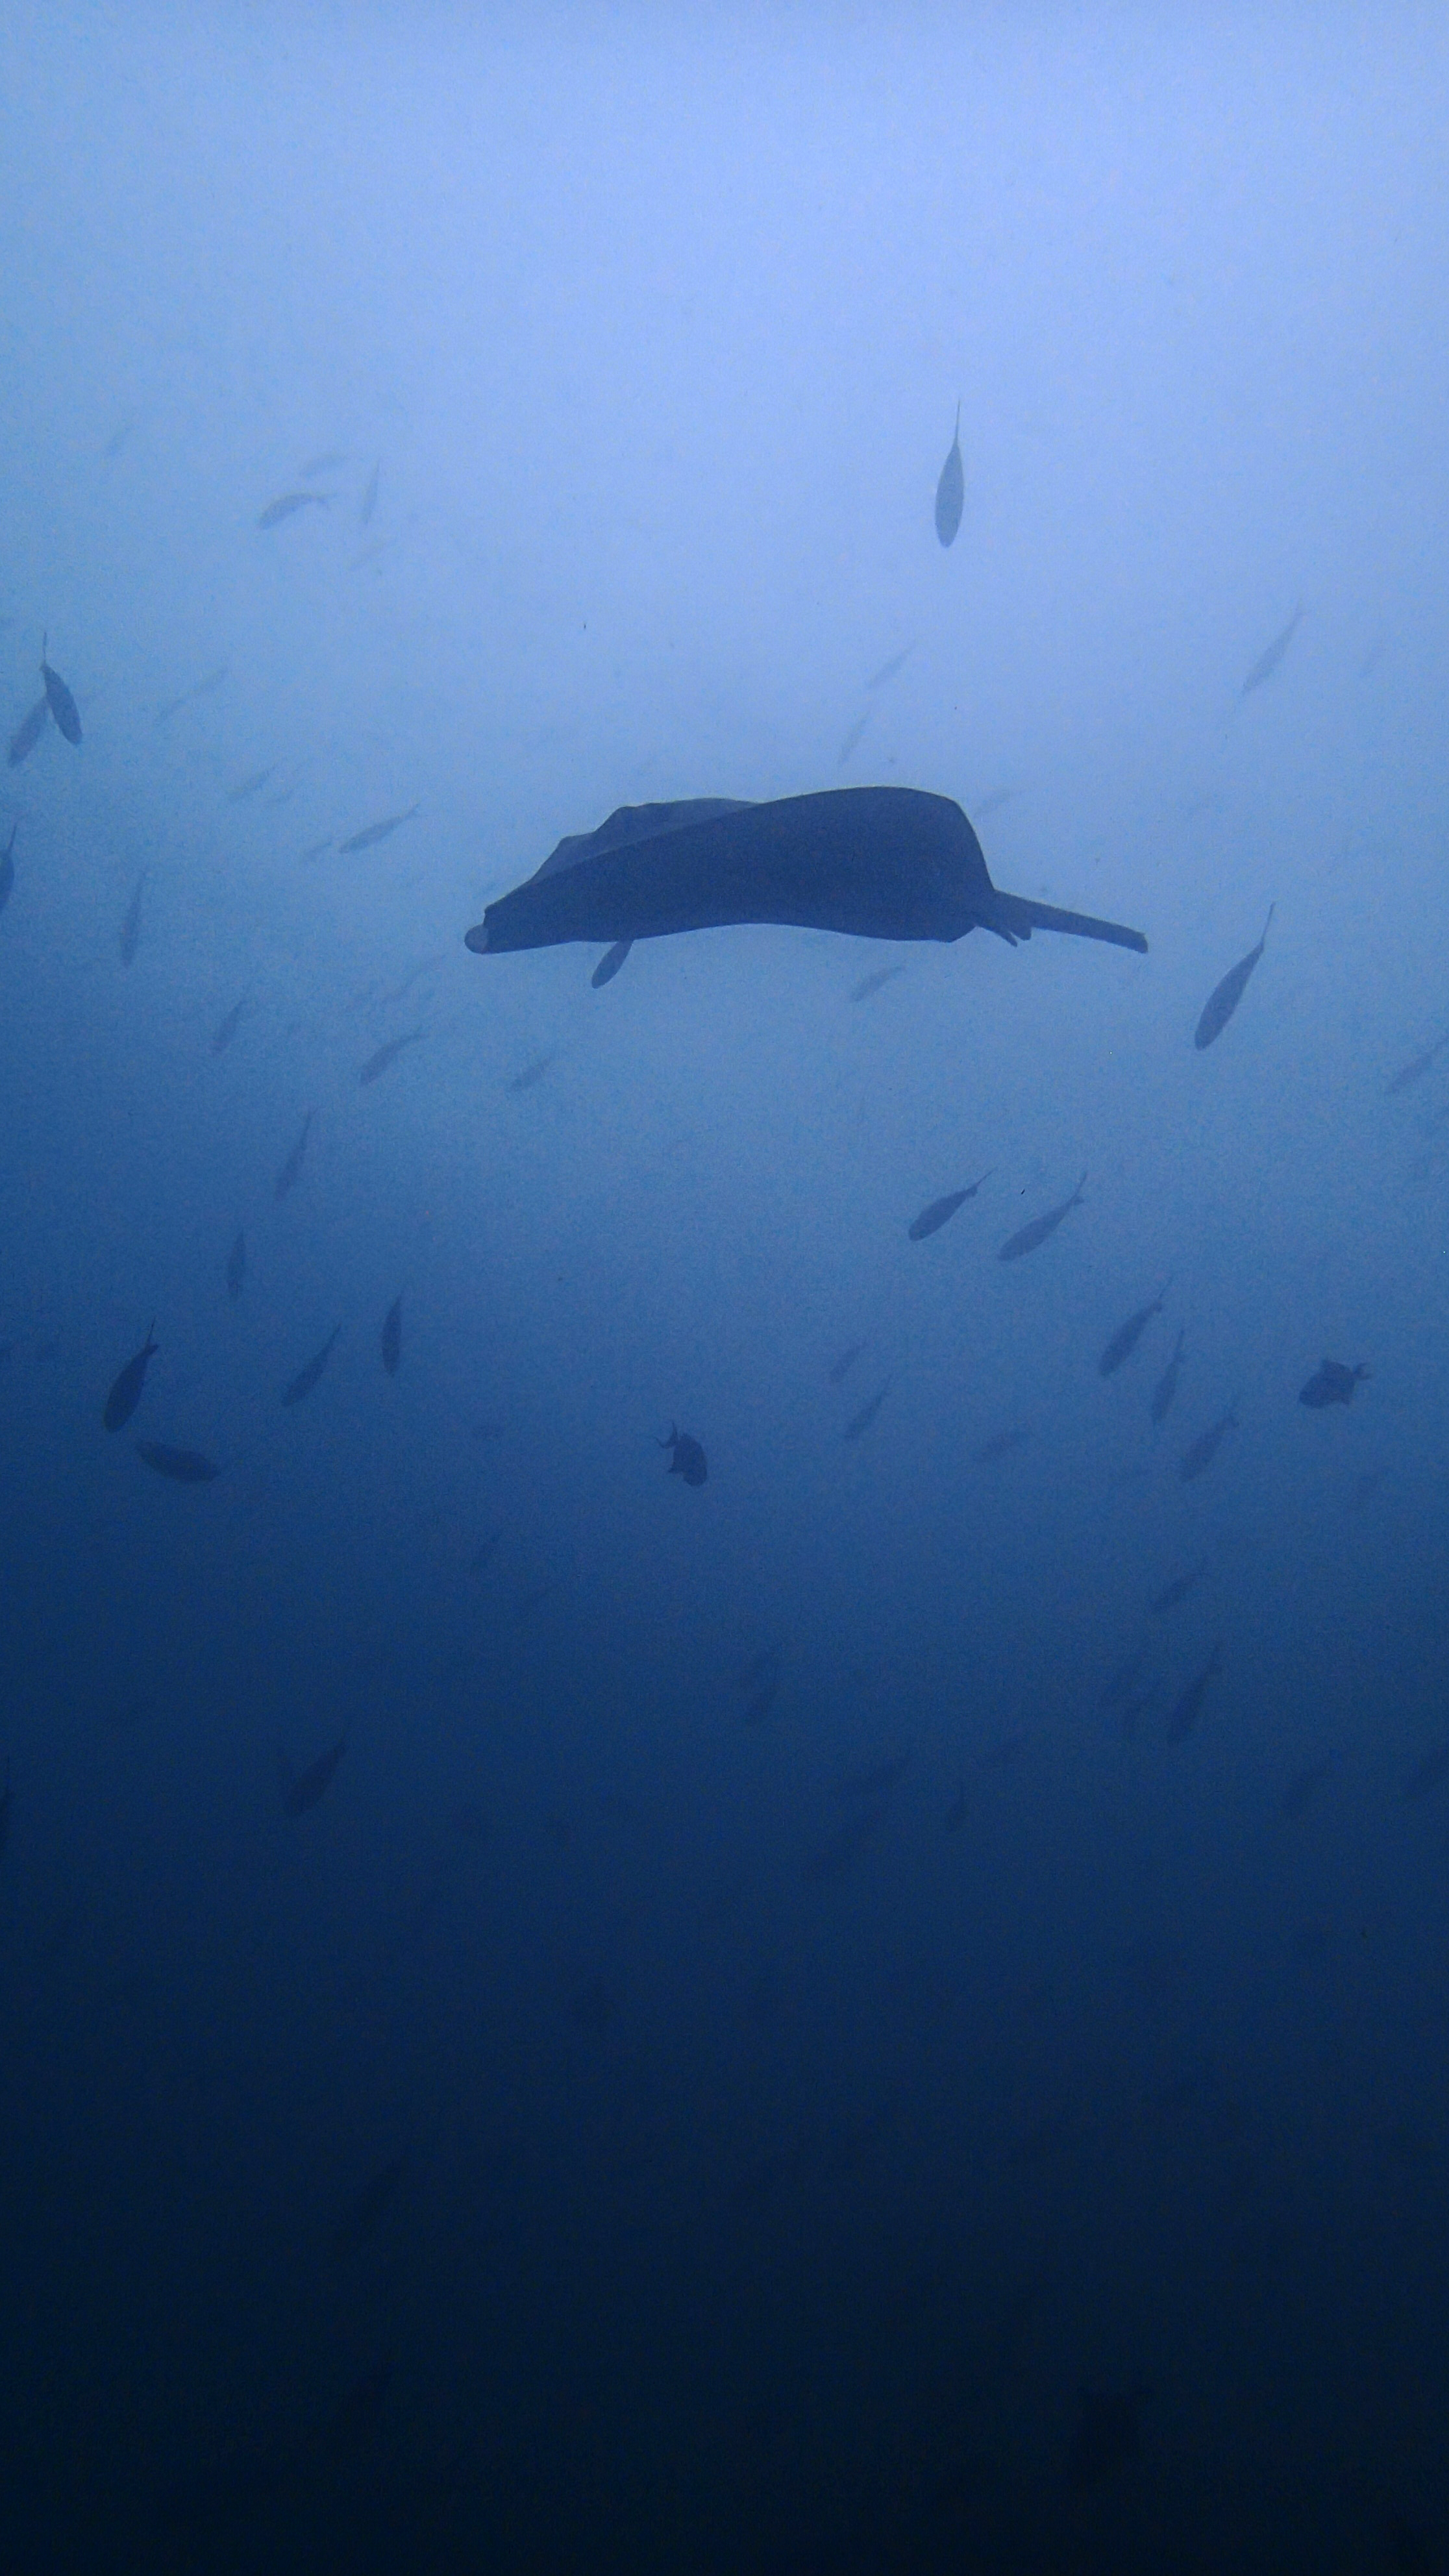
(991, 891), (1148, 954)
(464, 921), (489, 953)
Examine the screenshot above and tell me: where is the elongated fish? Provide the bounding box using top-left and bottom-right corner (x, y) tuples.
(0, 822), (15, 912)
(1149, 1559), (1208, 1615)
(865, 644), (914, 690)
(380, 1296), (402, 1377)
(280, 1730), (347, 1814)
(1386, 1034), (1449, 1095)
(1179, 1404), (1237, 1482)
(998, 1173), (1086, 1261)
(210, 993), (251, 1055)
(119, 871), (146, 965)
(258, 491), (330, 528)
(136, 1441), (219, 1483)
(225, 1231), (246, 1302)
(908, 1172), (993, 1241)
(837, 711), (870, 767)
(273, 1109), (314, 1201)
(1241, 603), (1303, 697)
(1195, 907), (1274, 1049)
(40, 636), (82, 744)
(338, 803), (419, 855)
(280, 1323), (341, 1407)
(359, 1030), (423, 1085)
(592, 938), (633, 988)
(103, 1321), (158, 1430)
(935, 403), (964, 547)
(1150, 1326), (1185, 1425)
(843, 1381), (891, 1442)
(1166, 1640), (1224, 1742)
(227, 764), (277, 803)
(851, 963), (907, 1002)
(7, 695), (49, 767)
(1098, 1278), (1172, 1377)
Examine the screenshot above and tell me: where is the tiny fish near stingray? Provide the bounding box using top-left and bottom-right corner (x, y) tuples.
(660, 1424), (707, 1486)
(464, 789), (1148, 978)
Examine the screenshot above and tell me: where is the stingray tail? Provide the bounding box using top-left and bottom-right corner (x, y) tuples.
(989, 890), (1148, 954)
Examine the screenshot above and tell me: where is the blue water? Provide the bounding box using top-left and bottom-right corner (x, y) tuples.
(3, 11), (1448, 2569)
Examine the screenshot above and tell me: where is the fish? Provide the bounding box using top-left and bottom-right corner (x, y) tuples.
(280, 1323), (341, 1407)
(1241, 602), (1304, 696)
(40, 636), (82, 744)
(464, 789), (1148, 963)
(359, 1030), (423, 1085)
(865, 644), (914, 689)
(1299, 1359), (1370, 1409)
(256, 491), (330, 528)
(330, 2155), (406, 2260)
(1096, 1651), (1145, 1715)
(279, 1729), (347, 1815)
(934, 403), (964, 547)
(975, 1425), (1030, 1463)
(210, 993), (251, 1055)
(7, 695), (49, 767)
(908, 1172), (993, 1241)
(592, 938), (633, 987)
(1149, 1559), (1208, 1615)
(850, 963), (907, 1002)
(828, 1340), (865, 1385)
(359, 462), (380, 525)
(103, 1321), (158, 1430)
(1068, 2387), (1143, 2490)
(843, 1381), (891, 1442)
(380, 1296), (402, 1377)
(1179, 1406), (1237, 1482)
(338, 803), (419, 854)
(997, 1173), (1086, 1261)
(136, 1442), (220, 1483)
(0, 821), (15, 911)
(660, 1422), (707, 1485)
(508, 1050), (557, 1093)
(741, 1658), (780, 1724)
(1279, 1756), (1333, 1820)
(1195, 906), (1274, 1049)
(154, 663), (229, 725)
(300, 449), (347, 478)
(803, 1802), (887, 1883)
(226, 764), (277, 804)
(273, 1109), (314, 1200)
(1386, 1034), (1449, 1095)
(1150, 1326), (1186, 1426)
(1165, 1640), (1224, 1742)
(1402, 1742), (1449, 1803)
(1098, 1279), (1172, 1376)
(225, 1232), (246, 1301)
(118, 871), (146, 966)
(837, 711), (870, 767)
(839, 1748), (911, 1800)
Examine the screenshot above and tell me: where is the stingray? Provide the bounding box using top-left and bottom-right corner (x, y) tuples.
(464, 789), (1148, 973)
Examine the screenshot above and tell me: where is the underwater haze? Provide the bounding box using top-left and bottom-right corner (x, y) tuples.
(3, 6), (1449, 2568)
